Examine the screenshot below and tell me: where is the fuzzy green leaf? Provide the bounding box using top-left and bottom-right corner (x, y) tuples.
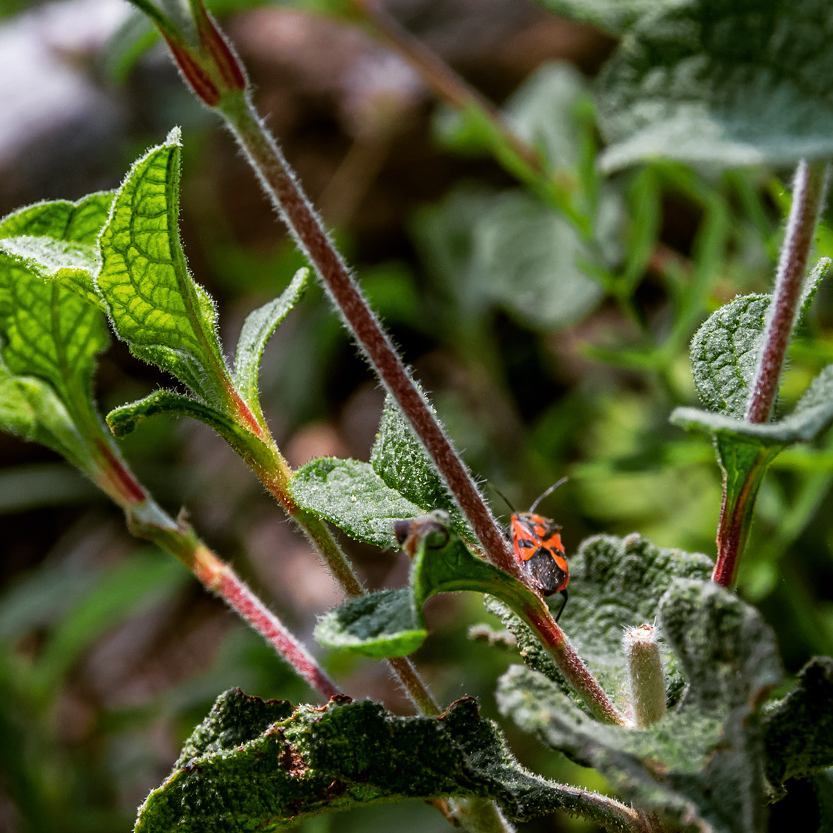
(314, 588), (426, 659)
(488, 534), (712, 709)
(764, 657), (833, 785)
(97, 128), (232, 404)
(135, 688), (628, 832)
(316, 523), (543, 659)
(107, 388), (273, 470)
(290, 458), (423, 549)
(597, 0), (833, 170)
(534, 0), (670, 34)
(498, 578), (782, 833)
(370, 394), (469, 537)
(689, 259), (830, 419)
(474, 190), (609, 331)
(0, 357), (91, 471)
(0, 197), (114, 440)
(672, 364), (833, 448)
(233, 268), (309, 422)
(0, 192), (114, 243)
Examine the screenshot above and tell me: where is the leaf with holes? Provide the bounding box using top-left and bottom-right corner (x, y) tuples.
(597, 0), (833, 170)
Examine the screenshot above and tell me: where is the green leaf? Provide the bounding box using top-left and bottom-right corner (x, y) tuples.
(498, 578), (782, 833)
(412, 185), (616, 331)
(315, 522), (543, 659)
(488, 533), (713, 709)
(597, 0), (833, 170)
(314, 588), (426, 659)
(290, 458), (423, 549)
(0, 357), (91, 471)
(0, 198), (114, 438)
(473, 190), (611, 331)
(0, 191), (114, 243)
(534, 0), (670, 34)
(97, 128), (232, 404)
(107, 388), (274, 469)
(370, 394), (469, 537)
(689, 259), (831, 419)
(135, 688), (629, 832)
(672, 364), (833, 448)
(763, 657), (833, 786)
(233, 268), (309, 422)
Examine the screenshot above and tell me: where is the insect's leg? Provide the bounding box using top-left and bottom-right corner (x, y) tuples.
(554, 589), (569, 624)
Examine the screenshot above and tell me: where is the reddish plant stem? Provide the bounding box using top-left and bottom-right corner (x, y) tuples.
(712, 160), (828, 588)
(195, 547), (341, 699)
(219, 92), (624, 726)
(93, 439), (339, 701)
(223, 93), (517, 579)
(745, 160), (829, 424)
(523, 603), (624, 725)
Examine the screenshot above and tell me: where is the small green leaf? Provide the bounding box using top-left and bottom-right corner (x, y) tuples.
(498, 578), (782, 833)
(370, 394), (469, 537)
(764, 657), (833, 785)
(533, 0), (669, 34)
(598, 0), (833, 170)
(233, 267), (309, 422)
(0, 357), (91, 471)
(0, 191), (114, 243)
(107, 388), (274, 469)
(290, 458), (423, 549)
(689, 259), (831, 419)
(315, 523), (543, 660)
(672, 364), (833, 449)
(314, 588), (426, 659)
(97, 128), (232, 404)
(488, 533), (713, 709)
(135, 688), (627, 832)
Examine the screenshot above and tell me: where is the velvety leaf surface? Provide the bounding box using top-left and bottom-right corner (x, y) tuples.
(97, 128), (232, 404)
(689, 260), (830, 419)
(314, 588), (426, 659)
(489, 534), (712, 709)
(498, 578), (783, 833)
(290, 458), (423, 549)
(136, 688), (635, 832)
(763, 657), (833, 785)
(597, 0), (833, 170)
(370, 394), (469, 537)
(233, 268), (309, 422)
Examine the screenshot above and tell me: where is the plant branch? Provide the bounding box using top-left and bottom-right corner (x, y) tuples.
(745, 160), (829, 423)
(213, 89), (623, 725)
(92, 436), (340, 701)
(712, 160), (828, 588)
(623, 624), (666, 728)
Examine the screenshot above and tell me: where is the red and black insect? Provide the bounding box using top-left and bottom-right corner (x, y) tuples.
(500, 479), (570, 622)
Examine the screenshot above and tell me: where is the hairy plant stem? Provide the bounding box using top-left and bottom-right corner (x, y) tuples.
(623, 625), (666, 728)
(745, 160), (829, 423)
(91, 434), (340, 701)
(713, 160), (829, 588)
(216, 90), (623, 726)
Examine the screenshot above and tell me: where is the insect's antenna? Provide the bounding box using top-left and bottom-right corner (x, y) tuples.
(529, 477), (568, 513)
(492, 486), (516, 515)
